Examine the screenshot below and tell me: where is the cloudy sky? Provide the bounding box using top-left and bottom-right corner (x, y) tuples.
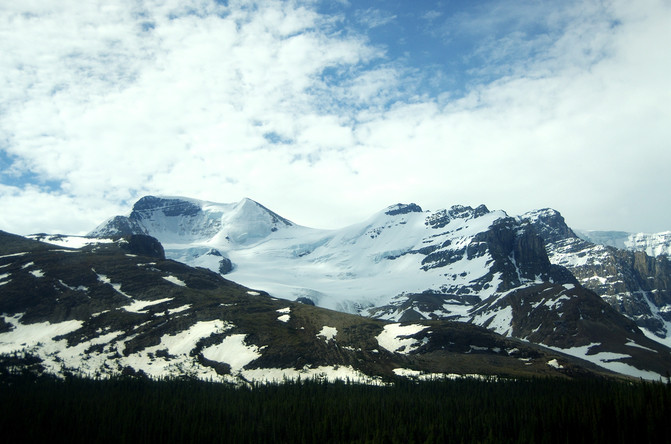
(1, 0), (669, 235)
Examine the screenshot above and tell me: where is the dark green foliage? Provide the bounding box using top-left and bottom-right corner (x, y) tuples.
(1, 373), (669, 443)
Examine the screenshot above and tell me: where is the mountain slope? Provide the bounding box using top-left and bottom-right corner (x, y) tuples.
(519, 210), (671, 344)
(84, 196), (671, 379)
(1, 230), (630, 383)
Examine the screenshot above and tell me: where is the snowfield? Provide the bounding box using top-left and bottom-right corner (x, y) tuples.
(91, 197), (510, 319)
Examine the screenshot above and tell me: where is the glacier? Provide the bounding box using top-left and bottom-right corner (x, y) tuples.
(90, 196), (517, 317)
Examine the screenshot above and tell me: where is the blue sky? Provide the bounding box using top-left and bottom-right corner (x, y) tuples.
(1, 0), (669, 234)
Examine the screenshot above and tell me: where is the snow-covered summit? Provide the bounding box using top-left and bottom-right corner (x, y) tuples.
(90, 197), (562, 319)
(517, 208), (578, 244)
(90, 195), (295, 245)
(384, 203), (424, 216)
(82, 197), (671, 376)
(625, 231), (671, 257)
(576, 229), (671, 258)
(215, 197), (295, 244)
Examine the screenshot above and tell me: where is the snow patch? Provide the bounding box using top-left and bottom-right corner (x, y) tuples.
(640, 327), (671, 348)
(277, 314), (290, 323)
(624, 340), (657, 353)
(473, 306), (513, 337)
(548, 343), (662, 380)
(241, 365), (382, 385)
(162, 275), (187, 287)
(0, 252), (27, 259)
(27, 235), (114, 249)
(544, 295), (570, 309)
(95, 271), (132, 298)
(202, 334), (262, 372)
(58, 280), (89, 292)
(317, 326), (337, 342)
(167, 304), (192, 315)
(376, 323), (430, 354)
(155, 320), (232, 356)
(547, 359), (563, 369)
(0, 316), (83, 355)
(392, 368), (423, 378)
(122, 297), (174, 313)
(393, 368), (492, 381)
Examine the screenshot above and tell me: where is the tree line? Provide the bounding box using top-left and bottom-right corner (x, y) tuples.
(1, 370), (670, 443)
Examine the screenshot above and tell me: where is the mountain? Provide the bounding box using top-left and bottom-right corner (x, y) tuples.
(84, 196), (671, 379)
(519, 209), (671, 345)
(90, 197), (559, 315)
(1, 230), (634, 383)
(576, 229), (671, 258)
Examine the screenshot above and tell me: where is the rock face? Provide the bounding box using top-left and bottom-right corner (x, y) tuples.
(92, 215), (148, 237)
(218, 256), (234, 274)
(371, 214), (572, 320)
(385, 203), (423, 216)
(118, 235), (166, 259)
(132, 195), (201, 217)
(520, 209), (671, 340)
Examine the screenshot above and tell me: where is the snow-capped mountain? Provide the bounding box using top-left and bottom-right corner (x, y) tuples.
(576, 229), (671, 257)
(84, 196), (671, 378)
(2, 230), (626, 383)
(520, 209), (671, 345)
(90, 197), (560, 317)
(91, 196), (294, 244)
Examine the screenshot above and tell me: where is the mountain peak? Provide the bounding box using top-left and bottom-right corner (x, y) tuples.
(425, 204), (492, 229)
(218, 198), (294, 244)
(90, 195), (296, 245)
(518, 208), (578, 244)
(234, 198), (294, 226)
(384, 203), (423, 216)
(238, 196), (258, 205)
(131, 195), (202, 218)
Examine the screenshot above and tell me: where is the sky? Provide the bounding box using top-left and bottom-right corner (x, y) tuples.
(1, 0), (670, 235)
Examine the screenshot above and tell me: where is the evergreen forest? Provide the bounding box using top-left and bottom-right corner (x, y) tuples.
(2, 369), (670, 444)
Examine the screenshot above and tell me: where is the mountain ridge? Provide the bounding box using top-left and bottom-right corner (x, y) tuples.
(577, 229), (671, 257)
(80, 195), (671, 379)
(3, 230), (637, 383)
(519, 209), (671, 345)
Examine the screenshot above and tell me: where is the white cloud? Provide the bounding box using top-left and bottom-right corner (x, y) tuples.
(0, 0), (670, 234)
(0, 1), (376, 224)
(342, 0), (671, 232)
(354, 8), (396, 29)
(0, 184), (125, 235)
